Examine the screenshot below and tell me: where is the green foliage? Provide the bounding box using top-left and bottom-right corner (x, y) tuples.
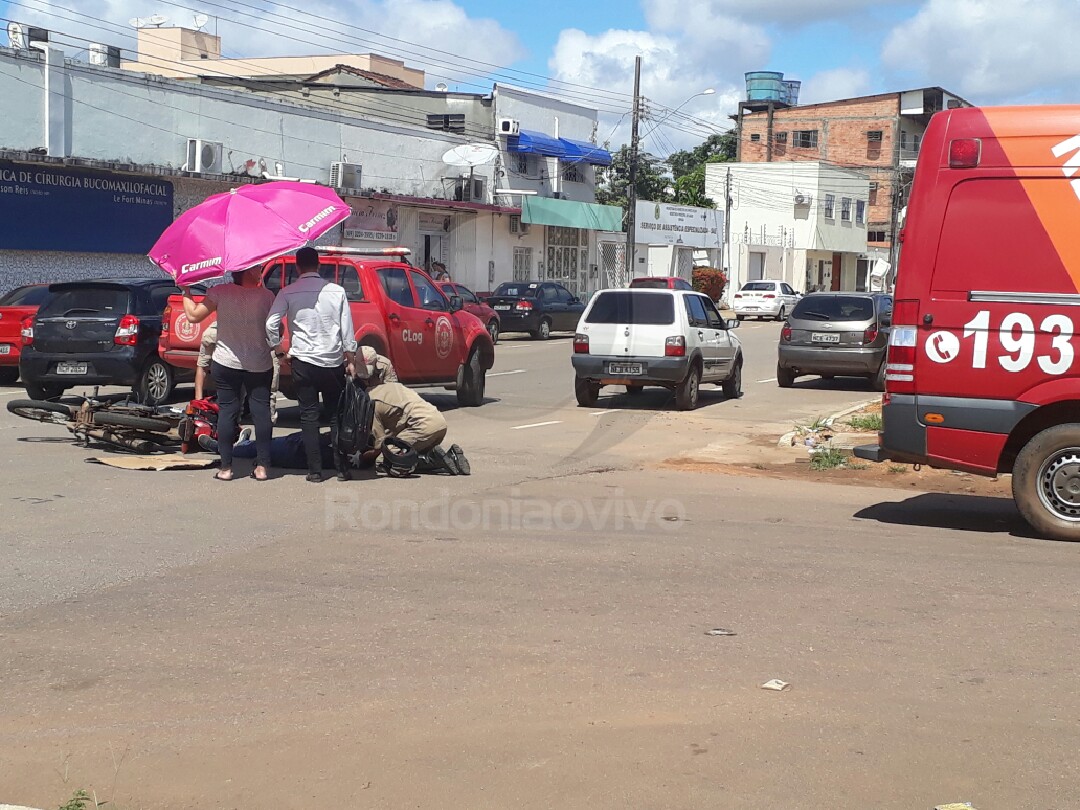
(595, 144), (673, 224)
(692, 266), (728, 301)
(58, 790), (100, 810)
(667, 133), (737, 180)
(887, 464), (909, 474)
(848, 412), (884, 432)
(810, 448), (848, 470)
(672, 166), (714, 208)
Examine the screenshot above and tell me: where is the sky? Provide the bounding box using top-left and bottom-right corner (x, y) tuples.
(2, 0), (1079, 155)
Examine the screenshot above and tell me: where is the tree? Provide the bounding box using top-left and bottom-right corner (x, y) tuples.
(666, 132), (736, 208)
(595, 144), (672, 226)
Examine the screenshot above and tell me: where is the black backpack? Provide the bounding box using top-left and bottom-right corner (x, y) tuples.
(331, 378), (376, 477)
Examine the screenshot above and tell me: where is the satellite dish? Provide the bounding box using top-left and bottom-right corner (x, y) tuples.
(147, 14), (169, 26)
(7, 22), (26, 50)
(442, 143), (499, 168)
(193, 13), (209, 30)
(434, 82), (448, 92)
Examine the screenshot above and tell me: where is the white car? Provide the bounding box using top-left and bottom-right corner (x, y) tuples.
(571, 288), (743, 411)
(733, 280), (801, 321)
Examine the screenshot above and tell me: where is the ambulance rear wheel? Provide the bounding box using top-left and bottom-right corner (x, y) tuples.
(1013, 424), (1080, 541)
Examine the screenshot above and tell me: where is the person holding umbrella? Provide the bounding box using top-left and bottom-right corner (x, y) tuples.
(182, 267), (275, 481)
(266, 246), (358, 483)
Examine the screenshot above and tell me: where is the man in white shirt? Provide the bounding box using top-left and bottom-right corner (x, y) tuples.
(266, 246), (358, 482)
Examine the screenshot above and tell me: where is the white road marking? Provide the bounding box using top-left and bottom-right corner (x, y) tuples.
(510, 420), (563, 430)
(0, 389), (28, 396)
(488, 369), (527, 377)
(589, 411), (609, 416)
(756, 377), (777, 383)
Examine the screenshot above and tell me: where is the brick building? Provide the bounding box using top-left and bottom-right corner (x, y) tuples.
(735, 86), (971, 262)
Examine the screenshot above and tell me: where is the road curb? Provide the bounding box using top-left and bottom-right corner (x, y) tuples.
(777, 397), (879, 448)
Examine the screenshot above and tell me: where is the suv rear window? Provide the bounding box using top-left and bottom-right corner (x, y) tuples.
(792, 295), (874, 321)
(40, 287), (130, 317)
(586, 291), (675, 325)
(494, 283), (538, 297)
(629, 279), (669, 289)
(0, 286), (49, 306)
(741, 282), (776, 292)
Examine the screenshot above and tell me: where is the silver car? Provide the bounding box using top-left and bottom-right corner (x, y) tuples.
(777, 293), (893, 391)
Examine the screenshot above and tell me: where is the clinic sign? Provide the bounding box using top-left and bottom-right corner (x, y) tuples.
(0, 161), (173, 253)
(343, 200), (399, 242)
(635, 201), (723, 249)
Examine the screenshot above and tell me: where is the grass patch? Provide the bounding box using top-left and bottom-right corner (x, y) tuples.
(887, 464), (908, 474)
(846, 462), (868, 470)
(810, 448), (848, 470)
(848, 412), (883, 432)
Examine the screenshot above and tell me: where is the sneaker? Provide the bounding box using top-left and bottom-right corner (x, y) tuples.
(237, 427), (253, 445)
(197, 434), (219, 453)
(448, 444), (471, 476)
(306, 472), (324, 483)
(427, 446), (459, 475)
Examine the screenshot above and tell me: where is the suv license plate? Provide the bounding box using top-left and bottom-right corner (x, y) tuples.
(608, 363), (643, 375)
(0, 344), (10, 355)
(57, 362), (88, 375)
(811, 333), (841, 344)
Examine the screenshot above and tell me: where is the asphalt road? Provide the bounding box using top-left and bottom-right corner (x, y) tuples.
(7, 330), (1075, 809)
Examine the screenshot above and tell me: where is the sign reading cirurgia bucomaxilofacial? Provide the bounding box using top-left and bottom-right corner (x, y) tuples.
(634, 201), (723, 249)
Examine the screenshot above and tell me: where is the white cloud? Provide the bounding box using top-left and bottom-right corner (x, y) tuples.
(882, 0), (1080, 102)
(7, 0), (523, 87)
(644, 0), (901, 28)
(797, 67), (872, 105)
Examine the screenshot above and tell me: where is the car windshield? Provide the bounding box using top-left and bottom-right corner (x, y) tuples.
(741, 282), (776, 292)
(586, 291), (675, 325)
(630, 280), (669, 289)
(0, 285), (49, 306)
(39, 287), (129, 317)
(493, 283), (539, 298)
(792, 295), (874, 322)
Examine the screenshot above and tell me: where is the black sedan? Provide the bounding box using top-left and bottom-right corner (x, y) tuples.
(484, 281), (586, 340)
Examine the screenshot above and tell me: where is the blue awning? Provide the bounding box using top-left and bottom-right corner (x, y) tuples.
(507, 130), (612, 166)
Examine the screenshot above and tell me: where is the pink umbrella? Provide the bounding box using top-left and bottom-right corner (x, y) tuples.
(148, 181), (351, 285)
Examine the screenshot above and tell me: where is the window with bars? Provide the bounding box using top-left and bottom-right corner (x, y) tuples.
(773, 132), (788, 144)
(824, 194), (835, 219)
(513, 246), (533, 281)
(563, 162), (584, 183)
(793, 130), (818, 148)
(513, 153), (530, 175)
(426, 113), (466, 134)
(750, 133), (761, 142)
(867, 130), (883, 141)
(841, 198), (852, 221)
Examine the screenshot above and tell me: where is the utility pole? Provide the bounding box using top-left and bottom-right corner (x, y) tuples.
(724, 167), (733, 289)
(624, 55), (642, 287)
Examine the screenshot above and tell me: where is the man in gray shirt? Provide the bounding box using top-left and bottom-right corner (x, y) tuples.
(266, 246), (357, 482)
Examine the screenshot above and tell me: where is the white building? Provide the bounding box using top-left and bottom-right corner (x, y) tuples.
(705, 162), (871, 301)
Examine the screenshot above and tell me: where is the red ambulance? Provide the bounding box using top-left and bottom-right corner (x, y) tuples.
(856, 106), (1080, 540)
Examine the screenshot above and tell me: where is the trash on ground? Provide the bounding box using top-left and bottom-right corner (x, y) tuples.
(705, 628), (737, 636)
(86, 455), (217, 471)
(760, 679), (791, 691)
(934, 804), (975, 810)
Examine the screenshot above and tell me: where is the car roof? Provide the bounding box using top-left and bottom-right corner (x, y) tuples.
(48, 277), (176, 291)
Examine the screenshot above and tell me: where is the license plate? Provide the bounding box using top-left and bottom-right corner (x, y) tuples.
(608, 363), (643, 375)
(0, 344), (10, 355)
(56, 362), (88, 375)
(744, 306), (759, 311)
(811, 333), (841, 344)
(494, 305), (511, 311)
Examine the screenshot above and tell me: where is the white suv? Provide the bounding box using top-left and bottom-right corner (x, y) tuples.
(733, 280), (801, 321)
(571, 289), (743, 410)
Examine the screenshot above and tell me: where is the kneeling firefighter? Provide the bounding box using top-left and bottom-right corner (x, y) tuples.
(353, 346), (470, 477)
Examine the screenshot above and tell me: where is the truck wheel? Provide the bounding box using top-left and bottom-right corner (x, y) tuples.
(456, 350), (486, 407)
(136, 358), (174, 406)
(776, 364), (795, 388)
(575, 377), (599, 407)
(674, 363), (701, 411)
(532, 318), (551, 340)
(1013, 424), (1080, 541)
(25, 382), (65, 400)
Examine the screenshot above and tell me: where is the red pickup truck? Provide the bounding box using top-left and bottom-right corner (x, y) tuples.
(160, 248), (495, 406)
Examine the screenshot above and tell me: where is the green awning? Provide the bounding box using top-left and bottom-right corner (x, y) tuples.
(521, 197), (624, 231)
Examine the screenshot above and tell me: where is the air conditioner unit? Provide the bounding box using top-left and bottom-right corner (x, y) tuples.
(329, 161), (363, 193)
(498, 117), (520, 136)
(455, 176), (486, 202)
(793, 191), (812, 206)
(509, 214), (530, 235)
(186, 138), (223, 174)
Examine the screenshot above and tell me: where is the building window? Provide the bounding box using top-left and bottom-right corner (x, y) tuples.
(841, 198), (852, 221)
(856, 200), (866, 224)
(867, 130), (883, 142)
(869, 181), (879, 206)
(773, 132), (787, 144)
(509, 214), (522, 234)
(868, 230), (889, 242)
(900, 130), (908, 151)
(513, 246), (533, 281)
(750, 133), (761, 142)
(793, 130), (818, 149)
(426, 113), (466, 134)
(563, 162), (584, 183)
(513, 153), (530, 175)
(912, 133), (922, 152)
(824, 194), (835, 219)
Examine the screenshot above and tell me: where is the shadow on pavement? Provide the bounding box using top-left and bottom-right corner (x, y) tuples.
(789, 376), (877, 393)
(854, 492), (1043, 539)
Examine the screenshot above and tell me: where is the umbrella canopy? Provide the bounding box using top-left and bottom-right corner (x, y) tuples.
(148, 181), (351, 285)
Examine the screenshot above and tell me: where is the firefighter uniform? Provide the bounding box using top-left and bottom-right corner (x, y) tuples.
(366, 382), (447, 453)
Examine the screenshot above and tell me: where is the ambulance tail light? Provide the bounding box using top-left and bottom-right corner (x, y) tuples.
(884, 299), (920, 394)
(949, 138), (981, 169)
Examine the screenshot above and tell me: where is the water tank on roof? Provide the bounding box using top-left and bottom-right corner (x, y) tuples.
(745, 71), (785, 102)
(782, 80), (801, 106)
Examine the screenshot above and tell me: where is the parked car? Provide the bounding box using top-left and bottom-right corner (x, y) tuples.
(629, 276), (694, 291)
(0, 284), (50, 385)
(20, 278), (199, 404)
(438, 281), (500, 344)
(571, 288), (743, 410)
(777, 292), (893, 391)
(161, 248), (495, 407)
(485, 281), (586, 340)
(733, 280), (801, 321)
